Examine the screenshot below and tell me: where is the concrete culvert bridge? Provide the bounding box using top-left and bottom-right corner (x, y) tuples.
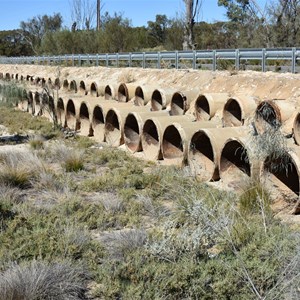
(79, 102), (92, 136)
(66, 99), (77, 130)
(262, 150), (300, 199)
(219, 139), (251, 181)
(57, 98), (65, 126)
(92, 105), (105, 142)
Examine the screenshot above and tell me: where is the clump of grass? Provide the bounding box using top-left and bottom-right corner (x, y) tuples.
(100, 229), (147, 260)
(28, 135), (45, 150)
(239, 179), (272, 216)
(0, 150), (45, 188)
(0, 260), (88, 300)
(47, 142), (84, 172)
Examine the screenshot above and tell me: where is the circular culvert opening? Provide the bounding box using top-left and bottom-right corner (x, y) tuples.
(93, 106), (104, 125)
(135, 87), (144, 106)
(67, 100), (76, 119)
(79, 81), (86, 94)
(170, 92), (185, 115)
(195, 95), (210, 121)
(162, 125), (183, 159)
(223, 98), (243, 126)
(70, 80), (77, 93)
(105, 85), (113, 100)
(90, 82), (98, 96)
(105, 110), (121, 145)
(220, 140), (251, 178)
(54, 78), (60, 89)
(151, 90), (163, 111)
(190, 131), (216, 180)
(263, 153), (299, 196)
(118, 83), (128, 102)
(124, 114), (140, 152)
(63, 79), (69, 90)
(255, 102), (280, 132)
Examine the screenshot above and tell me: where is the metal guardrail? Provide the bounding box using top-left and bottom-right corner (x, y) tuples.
(0, 48), (299, 73)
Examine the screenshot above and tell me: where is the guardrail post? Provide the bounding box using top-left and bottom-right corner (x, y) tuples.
(78, 55), (81, 67)
(192, 50), (196, 69)
(106, 53), (109, 67)
(129, 53), (132, 67)
(96, 54), (99, 67)
(142, 52), (146, 68)
(175, 51), (179, 69)
(157, 52), (161, 69)
(213, 50), (217, 71)
(262, 48), (266, 72)
(292, 47), (296, 73)
(116, 53), (119, 68)
(72, 55), (74, 67)
(235, 49), (240, 70)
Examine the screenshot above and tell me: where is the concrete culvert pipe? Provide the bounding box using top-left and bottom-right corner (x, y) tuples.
(90, 81), (105, 97)
(0, 73), (3, 79)
(105, 84), (118, 100)
(162, 121), (218, 166)
(151, 88), (176, 111)
(170, 89), (199, 116)
(261, 147), (300, 201)
(34, 92), (42, 116)
(78, 101), (93, 136)
(124, 111), (168, 153)
(223, 95), (257, 127)
(91, 100), (130, 142)
(118, 83), (136, 102)
(66, 99), (77, 130)
(63, 79), (69, 91)
(293, 112), (300, 145)
(5, 73), (11, 81)
(188, 127), (249, 181)
(194, 93), (229, 121)
(134, 85), (156, 106)
(141, 115), (194, 161)
(219, 137), (257, 183)
(56, 97), (65, 127)
(92, 105), (105, 142)
(105, 106), (149, 147)
(254, 100), (296, 134)
(54, 78), (61, 90)
(69, 80), (78, 93)
(79, 80), (88, 95)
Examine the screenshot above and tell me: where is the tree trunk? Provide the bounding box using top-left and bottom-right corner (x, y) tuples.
(97, 0), (101, 30)
(183, 0), (194, 50)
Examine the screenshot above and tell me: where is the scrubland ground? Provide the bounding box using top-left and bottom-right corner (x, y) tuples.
(0, 80), (300, 299)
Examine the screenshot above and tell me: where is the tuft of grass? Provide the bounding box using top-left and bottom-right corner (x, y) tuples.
(0, 260), (89, 300)
(28, 135), (45, 150)
(0, 150), (45, 188)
